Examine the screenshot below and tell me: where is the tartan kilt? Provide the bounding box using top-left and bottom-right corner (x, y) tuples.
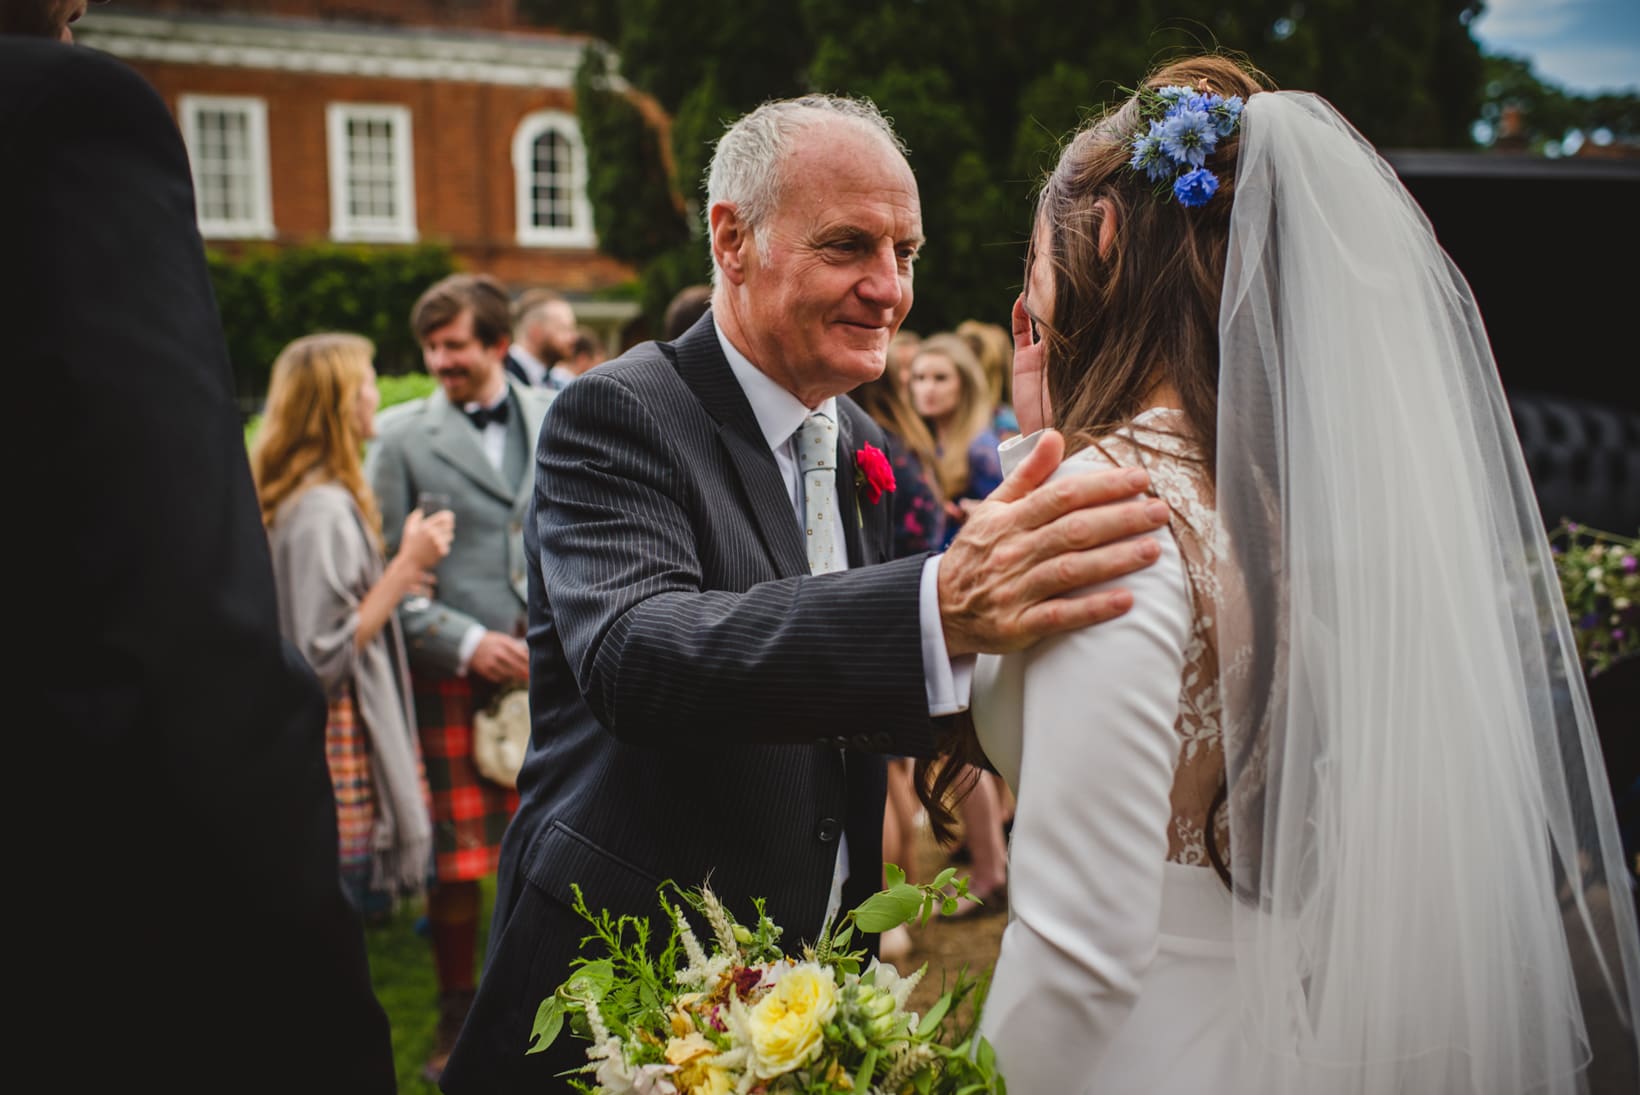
(323, 689), (374, 894)
(412, 674), (521, 883)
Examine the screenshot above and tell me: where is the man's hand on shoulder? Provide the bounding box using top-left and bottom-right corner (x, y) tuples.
(938, 430), (1170, 657)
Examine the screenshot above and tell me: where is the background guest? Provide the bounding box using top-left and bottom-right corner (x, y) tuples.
(911, 332), (1005, 549)
(852, 356), (947, 561)
(662, 282), (714, 340)
(906, 332), (1011, 914)
(253, 332), (452, 917)
(504, 288), (577, 389)
(888, 328), (923, 397)
(566, 326), (607, 376)
(852, 357), (950, 962)
(957, 318), (1020, 440)
(365, 273), (557, 1083)
(10, 25), (396, 1091)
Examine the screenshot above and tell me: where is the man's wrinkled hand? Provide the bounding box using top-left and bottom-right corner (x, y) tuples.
(938, 429), (1170, 657)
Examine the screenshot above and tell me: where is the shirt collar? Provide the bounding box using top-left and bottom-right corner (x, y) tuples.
(510, 346), (549, 386)
(714, 319), (837, 454)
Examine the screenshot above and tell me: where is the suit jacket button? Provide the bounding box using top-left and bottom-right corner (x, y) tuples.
(816, 818), (841, 843)
(870, 732), (891, 749)
(850, 733), (871, 749)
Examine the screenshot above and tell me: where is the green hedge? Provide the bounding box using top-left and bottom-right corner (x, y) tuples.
(209, 242), (459, 408)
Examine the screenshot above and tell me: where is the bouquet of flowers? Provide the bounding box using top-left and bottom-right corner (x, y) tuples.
(1549, 519), (1639, 676)
(529, 865), (1006, 1094)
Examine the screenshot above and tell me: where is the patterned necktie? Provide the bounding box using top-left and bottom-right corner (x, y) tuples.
(796, 412), (842, 575)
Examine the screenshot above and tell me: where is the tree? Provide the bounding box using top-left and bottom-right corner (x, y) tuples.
(1474, 54), (1640, 154)
(208, 242), (457, 405)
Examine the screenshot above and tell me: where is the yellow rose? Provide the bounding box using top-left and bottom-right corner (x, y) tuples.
(665, 1031), (716, 1067)
(744, 963), (837, 1078)
(680, 1062), (735, 1095)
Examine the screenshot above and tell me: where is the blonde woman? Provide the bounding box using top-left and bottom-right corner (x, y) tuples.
(253, 333), (453, 911)
(956, 318), (1019, 440)
(909, 332), (1004, 550)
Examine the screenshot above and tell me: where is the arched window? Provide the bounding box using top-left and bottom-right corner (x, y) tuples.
(513, 110), (595, 248)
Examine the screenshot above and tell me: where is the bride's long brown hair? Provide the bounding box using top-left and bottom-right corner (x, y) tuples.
(915, 55), (1271, 874)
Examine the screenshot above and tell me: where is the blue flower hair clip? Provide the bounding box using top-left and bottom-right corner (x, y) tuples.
(1125, 84), (1244, 207)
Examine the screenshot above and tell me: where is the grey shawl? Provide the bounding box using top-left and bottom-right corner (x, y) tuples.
(269, 482), (431, 900)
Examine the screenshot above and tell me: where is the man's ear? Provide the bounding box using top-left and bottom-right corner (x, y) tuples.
(1093, 197), (1119, 258)
(709, 202), (751, 286)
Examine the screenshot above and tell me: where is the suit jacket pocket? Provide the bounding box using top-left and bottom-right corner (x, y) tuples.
(522, 819), (666, 919)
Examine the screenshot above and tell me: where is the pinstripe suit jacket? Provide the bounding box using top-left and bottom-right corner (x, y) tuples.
(444, 313), (945, 1092)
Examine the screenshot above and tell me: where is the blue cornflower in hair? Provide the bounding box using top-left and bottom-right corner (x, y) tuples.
(1129, 121), (1174, 182)
(1173, 167), (1219, 207)
(1186, 92), (1223, 115)
(1156, 85), (1195, 106)
(1209, 95), (1244, 138)
(1159, 108), (1218, 168)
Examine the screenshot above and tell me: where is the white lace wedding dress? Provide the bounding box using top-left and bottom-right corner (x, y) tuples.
(974, 409), (1244, 1094)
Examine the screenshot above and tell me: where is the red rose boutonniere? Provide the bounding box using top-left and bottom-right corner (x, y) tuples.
(855, 443), (896, 505)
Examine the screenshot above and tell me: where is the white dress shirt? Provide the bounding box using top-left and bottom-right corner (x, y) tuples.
(715, 322), (973, 931)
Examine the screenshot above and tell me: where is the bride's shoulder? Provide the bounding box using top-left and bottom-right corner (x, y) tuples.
(1061, 409), (1199, 473)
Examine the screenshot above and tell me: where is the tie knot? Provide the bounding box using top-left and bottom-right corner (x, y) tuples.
(796, 412), (836, 474)
(466, 400), (510, 430)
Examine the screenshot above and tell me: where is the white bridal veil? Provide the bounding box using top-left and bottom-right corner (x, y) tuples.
(1215, 91), (1640, 1093)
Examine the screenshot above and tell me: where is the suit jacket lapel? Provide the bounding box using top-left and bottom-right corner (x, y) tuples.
(672, 315), (810, 578)
(835, 408), (868, 569)
(427, 390), (514, 504)
(512, 380), (550, 518)
(503, 351), (530, 387)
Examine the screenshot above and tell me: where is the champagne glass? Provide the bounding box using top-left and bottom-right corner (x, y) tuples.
(403, 492), (452, 612)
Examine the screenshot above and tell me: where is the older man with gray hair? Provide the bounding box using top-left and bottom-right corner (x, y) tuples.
(441, 93), (1169, 1092)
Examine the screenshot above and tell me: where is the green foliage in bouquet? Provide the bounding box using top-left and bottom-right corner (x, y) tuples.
(1550, 520), (1639, 677)
(532, 864), (1006, 1094)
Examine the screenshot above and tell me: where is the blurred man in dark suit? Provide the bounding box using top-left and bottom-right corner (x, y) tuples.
(6, 17), (394, 1093)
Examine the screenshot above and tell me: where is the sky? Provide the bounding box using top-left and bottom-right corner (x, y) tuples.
(1469, 0), (1640, 94)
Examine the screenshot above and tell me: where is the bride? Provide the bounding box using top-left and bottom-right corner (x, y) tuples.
(925, 54), (1640, 1093)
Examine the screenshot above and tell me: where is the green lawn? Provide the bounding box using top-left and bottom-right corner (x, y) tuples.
(365, 875), (496, 1092)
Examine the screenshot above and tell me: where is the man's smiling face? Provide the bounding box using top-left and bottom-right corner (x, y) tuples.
(730, 119), (923, 406)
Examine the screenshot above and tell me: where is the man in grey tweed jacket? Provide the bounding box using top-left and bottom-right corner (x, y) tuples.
(442, 95), (1169, 1092)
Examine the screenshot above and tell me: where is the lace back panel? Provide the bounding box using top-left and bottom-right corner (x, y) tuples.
(1088, 410), (1233, 866)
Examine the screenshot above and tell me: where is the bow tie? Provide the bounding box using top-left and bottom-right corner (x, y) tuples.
(465, 400), (510, 430)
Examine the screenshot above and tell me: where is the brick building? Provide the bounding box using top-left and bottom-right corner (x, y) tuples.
(76, 0), (644, 349)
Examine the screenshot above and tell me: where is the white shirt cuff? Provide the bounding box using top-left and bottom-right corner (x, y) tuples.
(455, 623), (486, 677)
(920, 554), (974, 716)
